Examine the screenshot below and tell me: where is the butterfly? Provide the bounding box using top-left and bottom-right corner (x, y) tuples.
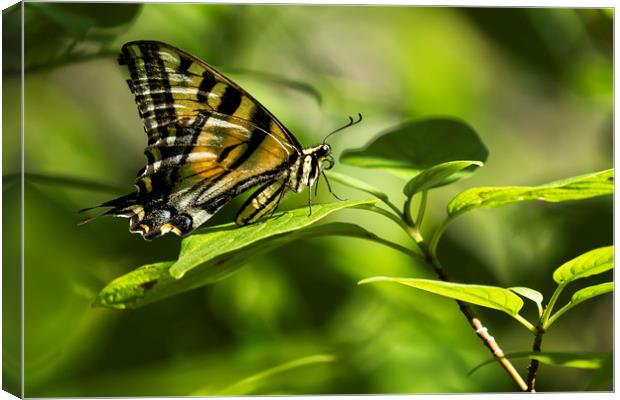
(81, 40), (361, 240)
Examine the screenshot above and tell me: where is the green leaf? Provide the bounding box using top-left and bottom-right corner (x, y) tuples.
(95, 221), (380, 309)
(192, 354), (336, 396)
(325, 171), (389, 202)
(340, 118), (488, 181)
(469, 352), (609, 375)
(403, 160), (484, 197)
(447, 169), (613, 216)
(509, 286), (543, 316)
(359, 277), (523, 316)
(547, 282), (613, 327)
(171, 199), (378, 278)
(552, 246), (613, 285)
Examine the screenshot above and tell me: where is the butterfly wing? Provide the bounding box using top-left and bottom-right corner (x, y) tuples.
(90, 41), (303, 239)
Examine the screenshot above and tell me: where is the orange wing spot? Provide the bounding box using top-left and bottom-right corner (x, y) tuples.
(191, 164), (226, 179)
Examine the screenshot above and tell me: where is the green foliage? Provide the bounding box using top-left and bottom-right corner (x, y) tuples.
(359, 277), (523, 316)
(447, 169), (613, 216)
(552, 246), (613, 284)
(16, 4), (612, 395)
(340, 119), (488, 182)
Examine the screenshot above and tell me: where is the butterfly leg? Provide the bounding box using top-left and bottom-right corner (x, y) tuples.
(322, 171), (347, 201)
(307, 184), (313, 216)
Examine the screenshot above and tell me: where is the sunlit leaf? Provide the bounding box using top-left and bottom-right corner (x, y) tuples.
(340, 118), (488, 181)
(469, 352), (609, 375)
(570, 282), (614, 305)
(447, 169), (613, 216)
(403, 160), (483, 197)
(359, 277), (523, 316)
(552, 246), (613, 284)
(95, 221), (379, 309)
(171, 199), (377, 278)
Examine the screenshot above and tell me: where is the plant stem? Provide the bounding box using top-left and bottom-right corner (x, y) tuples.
(524, 284), (565, 392)
(526, 326), (545, 392)
(366, 194), (527, 390)
(403, 217), (528, 391)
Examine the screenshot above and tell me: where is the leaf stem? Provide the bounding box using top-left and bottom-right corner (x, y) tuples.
(428, 215), (455, 258)
(366, 205), (424, 249)
(364, 234), (427, 262)
(545, 304), (570, 328)
(415, 191), (428, 228)
(513, 314), (537, 334)
(541, 283), (566, 328)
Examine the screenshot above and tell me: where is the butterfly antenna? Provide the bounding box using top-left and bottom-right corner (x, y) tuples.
(322, 113), (363, 144)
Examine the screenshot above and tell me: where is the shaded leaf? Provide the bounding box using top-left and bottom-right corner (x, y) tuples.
(171, 199), (377, 278)
(469, 351), (609, 376)
(192, 354), (336, 396)
(359, 277), (523, 316)
(448, 169), (613, 216)
(403, 160), (483, 197)
(223, 67), (322, 105)
(553, 246), (613, 284)
(95, 221), (380, 309)
(326, 171), (389, 202)
(340, 118), (488, 181)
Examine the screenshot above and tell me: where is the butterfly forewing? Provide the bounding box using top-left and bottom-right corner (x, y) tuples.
(93, 40), (307, 238)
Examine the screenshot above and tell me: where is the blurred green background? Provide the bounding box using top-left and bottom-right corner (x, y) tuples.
(3, 4), (612, 395)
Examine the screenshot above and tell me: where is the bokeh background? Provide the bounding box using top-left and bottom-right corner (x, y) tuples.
(3, 4), (613, 395)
